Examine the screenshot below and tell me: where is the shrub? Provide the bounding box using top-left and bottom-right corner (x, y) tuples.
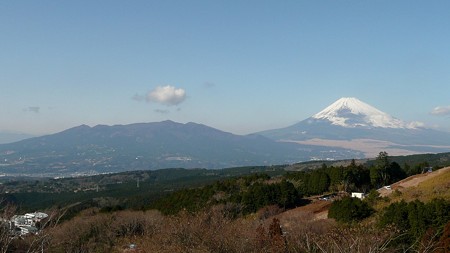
(328, 196), (373, 223)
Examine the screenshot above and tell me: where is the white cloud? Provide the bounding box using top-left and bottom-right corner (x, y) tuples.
(24, 106), (40, 113)
(407, 121), (425, 128)
(146, 85), (186, 106)
(431, 106), (450, 116)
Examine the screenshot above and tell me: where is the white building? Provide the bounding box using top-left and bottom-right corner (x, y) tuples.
(25, 212), (48, 223)
(13, 215), (32, 227)
(18, 225), (38, 236)
(351, 192), (365, 199)
(9, 211), (48, 236)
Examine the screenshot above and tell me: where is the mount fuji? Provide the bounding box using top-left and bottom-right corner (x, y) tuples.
(259, 97), (450, 157)
(311, 97), (416, 129)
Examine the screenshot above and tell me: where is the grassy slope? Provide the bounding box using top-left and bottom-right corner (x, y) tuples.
(375, 166), (450, 210)
(389, 167), (450, 202)
(279, 167), (450, 222)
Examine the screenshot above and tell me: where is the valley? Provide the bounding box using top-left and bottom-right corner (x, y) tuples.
(291, 138), (450, 157)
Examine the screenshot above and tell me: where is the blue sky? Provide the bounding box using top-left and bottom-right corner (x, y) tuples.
(1, 1), (450, 136)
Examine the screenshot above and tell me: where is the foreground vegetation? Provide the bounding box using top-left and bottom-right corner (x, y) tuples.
(2, 201), (449, 252)
(1, 152), (450, 252)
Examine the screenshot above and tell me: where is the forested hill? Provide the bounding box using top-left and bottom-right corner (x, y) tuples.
(2, 152), (450, 214)
(151, 152), (450, 215)
(0, 165), (288, 212)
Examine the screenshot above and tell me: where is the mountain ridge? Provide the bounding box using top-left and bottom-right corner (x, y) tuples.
(0, 121), (360, 177)
(2, 98), (450, 176)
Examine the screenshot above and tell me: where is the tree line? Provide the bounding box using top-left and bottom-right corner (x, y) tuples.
(152, 152), (437, 216)
(152, 173), (301, 215)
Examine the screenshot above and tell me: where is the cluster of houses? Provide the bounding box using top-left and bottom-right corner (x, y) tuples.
(1, 211), (48, 236)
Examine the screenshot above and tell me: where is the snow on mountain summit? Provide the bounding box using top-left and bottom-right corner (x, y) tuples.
(312, 97), (415, 129)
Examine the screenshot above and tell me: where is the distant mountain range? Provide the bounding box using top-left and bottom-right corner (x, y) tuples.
(0, 120), (360, 176)
(259, 97), (450, 157)
(2, 97), (450, 177)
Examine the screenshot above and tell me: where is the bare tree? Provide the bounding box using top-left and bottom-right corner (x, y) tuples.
(0, 198), (16, 253)
(24, 206), (69, 253)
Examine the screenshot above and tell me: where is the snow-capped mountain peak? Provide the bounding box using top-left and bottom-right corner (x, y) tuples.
(312, 97), (414, 129)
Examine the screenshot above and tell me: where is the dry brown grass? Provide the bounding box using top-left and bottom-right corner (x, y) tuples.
(4, 202), (394, 253)
(384, 167), (450, 205)
(375, 167), (450, 211)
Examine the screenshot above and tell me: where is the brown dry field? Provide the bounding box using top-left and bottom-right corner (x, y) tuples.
(288, 138), (450, 157)
(276, 197), (333, 230)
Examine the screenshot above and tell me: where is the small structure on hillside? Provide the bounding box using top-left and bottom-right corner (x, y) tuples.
(351, 192), (365, 199)
(5, 211), (49, 236)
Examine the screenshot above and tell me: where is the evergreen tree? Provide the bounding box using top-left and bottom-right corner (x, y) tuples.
(388, 161), (407, 183)
(370, 166), (381, 188)
(376, 151), (390, 186)
(307, 171), (330, 195)
(328, 196), (373, 223)
(378, 198), (450, 245)
(278, 180), (299, 208)
(328, 166), (344, 189)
